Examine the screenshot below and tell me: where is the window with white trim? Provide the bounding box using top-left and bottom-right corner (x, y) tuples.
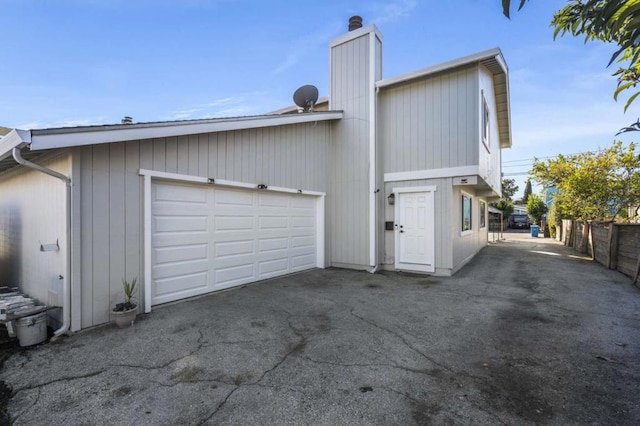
(480, 200), (486, 229)
(461, 193), (472, 234)
(482, 91), (490, 151)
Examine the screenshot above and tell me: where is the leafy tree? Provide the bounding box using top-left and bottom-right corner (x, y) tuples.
(501, 178), (519, 201)
(530, 141), (640, 220)
(502, 1), (640, 132)
(522, 179), (532, 205)
(493, 199), (514, 218)
(526, 193), (548, 225)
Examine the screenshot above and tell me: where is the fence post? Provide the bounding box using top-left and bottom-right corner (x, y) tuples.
(610, 224), (619, 270)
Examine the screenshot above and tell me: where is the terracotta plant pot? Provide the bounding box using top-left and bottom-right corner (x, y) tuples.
(113, 305), (138, 328)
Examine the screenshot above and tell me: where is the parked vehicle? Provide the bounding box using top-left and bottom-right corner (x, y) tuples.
(508, 214), (530, 229)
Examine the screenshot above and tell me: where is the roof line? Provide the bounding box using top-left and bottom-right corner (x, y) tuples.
(376, 47), (505, 89)
(29, 111), (343, 151)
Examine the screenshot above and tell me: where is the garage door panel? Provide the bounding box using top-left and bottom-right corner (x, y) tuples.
(154, 272), (209, 304)
(214, 215), (254, 231)
(215, 264), (255, 287)
(291, 253), (316, 271)
(214, 240), (254, 258)
(155, 216), (208, 233)
(215, 188), (254, 206)
(151, 203), (210, 216)
(258, 216), (288, 230)
(155, 184), (207, 203)
(291, 196), (315, 209)
(152, 181), (319, 306)
(153, 232), (209, 248)
(154, 244), (207, 264)
(292, 216), (315, 229)
(291, 235), (314, 248)
(259, 237), (288, 252)
(259, 193), (289, 208)
(153, 258), (209, 280)
(258, 258), (289, 278)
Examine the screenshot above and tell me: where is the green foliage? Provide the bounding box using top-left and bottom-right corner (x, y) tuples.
(502, 1), (640, 132)
(526, 194), (548, 225)
(522, 179), (532, 205)
(114, 277), (138, 311)
(501, 178), (519, 201)
(493, 199), (514, 218)
(530, 141), (640, 220)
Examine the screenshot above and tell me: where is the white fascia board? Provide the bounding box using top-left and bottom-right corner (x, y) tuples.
(0, 129), (31, 161)
(330, 24), (383, 48)
(29, 112), (343, 151)
(376, 48), (503, 89)
(138, 169), (326, 197)
(384, 166), (480, 183)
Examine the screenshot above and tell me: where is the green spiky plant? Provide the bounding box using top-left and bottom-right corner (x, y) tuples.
(114, 277), (137, 312)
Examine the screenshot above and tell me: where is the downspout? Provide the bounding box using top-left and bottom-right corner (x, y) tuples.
(12, 147), (72, 336)
(368, 31), (378, 274)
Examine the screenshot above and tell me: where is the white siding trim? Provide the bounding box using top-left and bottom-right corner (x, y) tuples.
(392, 185), (438, 194)
(385, 166), (479, 183)
(143, 174), (152, 313)
(138, 169), (326, 196)
(317, 195), (325, 268)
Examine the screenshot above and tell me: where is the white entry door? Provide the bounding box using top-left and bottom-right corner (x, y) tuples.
(151, 181), (320, 305)
(395, 190), (435, 273)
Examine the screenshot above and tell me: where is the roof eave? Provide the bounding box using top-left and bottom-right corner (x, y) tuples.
(0, 129), (31, 162)
(29, 112), (343, 151)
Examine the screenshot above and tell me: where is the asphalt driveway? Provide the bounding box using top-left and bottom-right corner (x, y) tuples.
(1, 235), (639, 425)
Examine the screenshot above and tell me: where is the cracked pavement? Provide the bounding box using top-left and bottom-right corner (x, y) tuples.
(1, 233), (639, 425)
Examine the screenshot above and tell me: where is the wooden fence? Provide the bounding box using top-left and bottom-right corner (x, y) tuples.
(559, 220), (640, 285)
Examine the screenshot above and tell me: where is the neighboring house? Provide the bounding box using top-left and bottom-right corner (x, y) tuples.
(0, 18), (511, 332)
(513, 204), (527, 215)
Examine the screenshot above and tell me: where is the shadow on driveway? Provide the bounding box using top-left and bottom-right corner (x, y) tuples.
(1, 238), (639, 425)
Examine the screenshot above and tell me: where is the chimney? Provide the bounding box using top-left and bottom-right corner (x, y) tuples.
(121, 116), (133, 125)
(348, 15), (363, 31)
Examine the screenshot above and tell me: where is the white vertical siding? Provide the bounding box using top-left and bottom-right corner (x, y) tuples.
(77, 121), (331, 328)
(379, 66), (479, 174)
(329, 33), (372, 268)
(478, 64), (502, 193)
(0, 153), (70, 310)
(451, 186), (489, 273)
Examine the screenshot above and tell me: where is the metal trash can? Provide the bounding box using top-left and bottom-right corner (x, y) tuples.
(15, 312), (47, 347)
(530, 225), (540, 238)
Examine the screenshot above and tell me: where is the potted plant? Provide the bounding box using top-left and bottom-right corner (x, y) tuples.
(112, 277), (138, 328)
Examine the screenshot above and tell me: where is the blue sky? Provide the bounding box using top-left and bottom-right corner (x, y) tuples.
(1, 0), (636, 197)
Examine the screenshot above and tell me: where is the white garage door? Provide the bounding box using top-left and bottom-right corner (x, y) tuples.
(151, 181), (319, 305)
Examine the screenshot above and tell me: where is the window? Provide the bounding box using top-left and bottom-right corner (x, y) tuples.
(480, 200), (486, 229)
(461, 193), (472, 234)
(482, 92), (490, 151)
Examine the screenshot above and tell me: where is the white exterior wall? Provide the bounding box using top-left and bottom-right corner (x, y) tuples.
(379, 66), (479, 174)
(0, 152), (70, 312)
(329, 28), (381, 269)
(451, 186), (489, 274)
(478, 64), (502, 194)
(77, 122), (332, 329)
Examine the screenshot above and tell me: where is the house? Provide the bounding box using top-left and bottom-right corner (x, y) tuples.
(0, 17), (511, 333)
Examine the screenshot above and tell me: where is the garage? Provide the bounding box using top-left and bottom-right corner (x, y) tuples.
(150, 180), (322, 305)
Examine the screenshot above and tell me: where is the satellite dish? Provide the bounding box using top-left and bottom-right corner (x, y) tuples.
(293, 85), (319, 112)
